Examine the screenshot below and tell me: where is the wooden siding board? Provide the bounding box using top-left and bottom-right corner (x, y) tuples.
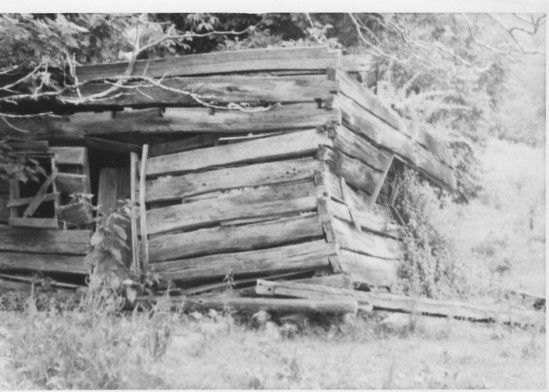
(75, 47), (339, 81)
(0, 226), (91, 254)
(147, 181), (318, 235)
(0, 251), (88, 274)
(145, 157), (322, 203)
(338, 249), (396, 287)
(148, 213), (324, 263)
(73, 74), (336, 106)
(146, 129), (332, 176)
(151, 240), (335, 281)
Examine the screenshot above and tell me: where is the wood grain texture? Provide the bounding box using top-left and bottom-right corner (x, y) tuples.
(147, 181), (318, 235)
(331, 218), (404, 260)
(318, 146), (380, 195)
(75, 47), (339, 81)
(336, 95), (456, 190)
(326, 198), (402, 239)
(49, 146), (87, 166)
(149, 134), (218, 157)
(151, 240), (335, 281)
(0, 104), (338, 138)
(146, 129), (332, 176)
(0, 251), (88, 274)
(8, 217), (59, 229)
(74, 74), (336, 106)
(338, 249), (396, 287)
(97, 167), (131, 216)
(331, 125), (392, 171)
(148, 213), (324, 262)
(0, 226), (91, 254)
(146, 157), (322, 202)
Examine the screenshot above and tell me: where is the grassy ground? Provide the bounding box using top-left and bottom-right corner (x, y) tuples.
(0, 306), (545, 389)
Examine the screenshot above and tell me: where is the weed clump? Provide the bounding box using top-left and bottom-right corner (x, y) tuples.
(6, 292), (175, 389)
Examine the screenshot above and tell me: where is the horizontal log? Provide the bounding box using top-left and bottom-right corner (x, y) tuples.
(319, 146), (380, 195)
(256, 278), (361, 302)
(367, 292), (544, 325)
(331, 125), (392, 171)
(147, 181), (318, 235)
(338, 250), (396, 287)
(49, 146), (87, 166)
(0, 226), (91, 254)
(145, 128), (331, 177)
(182, 296), (358, 314)
(85, 136), (141, 153)
(326, 198), (402, 239)
(0, 105), (338, 139)
(8, 217), (59, 229)
(74, 74), (336, 107)
(149, 134), (218, 157)
(148, 213), (324, 262)
(76, 46), (339, 81)
(336, 69), (406, 133)
(146, 157), (322, 202)
(336, 95), (456, 190)
(151, 240), (336, 281)
(55, 173), (90, 195)
(0, 251), (88, 274)
(294, 273), (354, 289)
(331, 218), (403, 260)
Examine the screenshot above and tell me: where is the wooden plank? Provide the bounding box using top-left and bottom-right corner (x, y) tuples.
(369, 155), (394, 207)
(0, 226), (91, 254)
(149, 213), (324, 262)
(151, 240), (335, 281)
(0, 251), (88, 274)
(318, 146), (380, 195)
(49, 146), (87, 166)
(181, 296), (357, 314)
(0, 104), (339, 138)
(22, 170), (58, 217)
(97, 167), (130, 216)
(331, 125), (392, 171)
(55, 173), (90, 195)
(139, 144), (150, 271)
(147, 181), (318, 235)
(86, 136), (141, 153)
(75, 46), (339, 81)
(74, 74), (336, 106)
(6, 193), (58, 208)
(146, 157), (322, 203)
(7, 140), (49, 152)
(331, 218), (403, 260)
(146, 129), (331, 177)
(366, 292), (543, 325)
(130, 152), (139, 274)
(326, 198), (402, 239)
(336, 69), (406, 133)
(256, 278), (355, 300)
(8, 217), (59, 229)
(336, 95), (456, 190)
(149, 134), (218, 157)
(0, 195), (8, 223)
(338, 250), (396, 287)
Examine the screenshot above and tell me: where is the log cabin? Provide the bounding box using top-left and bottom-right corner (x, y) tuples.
(0, 46), (455, 293)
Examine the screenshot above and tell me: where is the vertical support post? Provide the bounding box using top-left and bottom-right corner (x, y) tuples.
(129, 152), (139, 275)
(369, 154), (395, 208)
(139, 144), (150, 272)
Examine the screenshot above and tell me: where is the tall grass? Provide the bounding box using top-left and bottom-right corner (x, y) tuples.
(5, 292), (176, 389)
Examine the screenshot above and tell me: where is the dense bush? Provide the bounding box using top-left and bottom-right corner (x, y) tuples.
(395, 170), (469, 298)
